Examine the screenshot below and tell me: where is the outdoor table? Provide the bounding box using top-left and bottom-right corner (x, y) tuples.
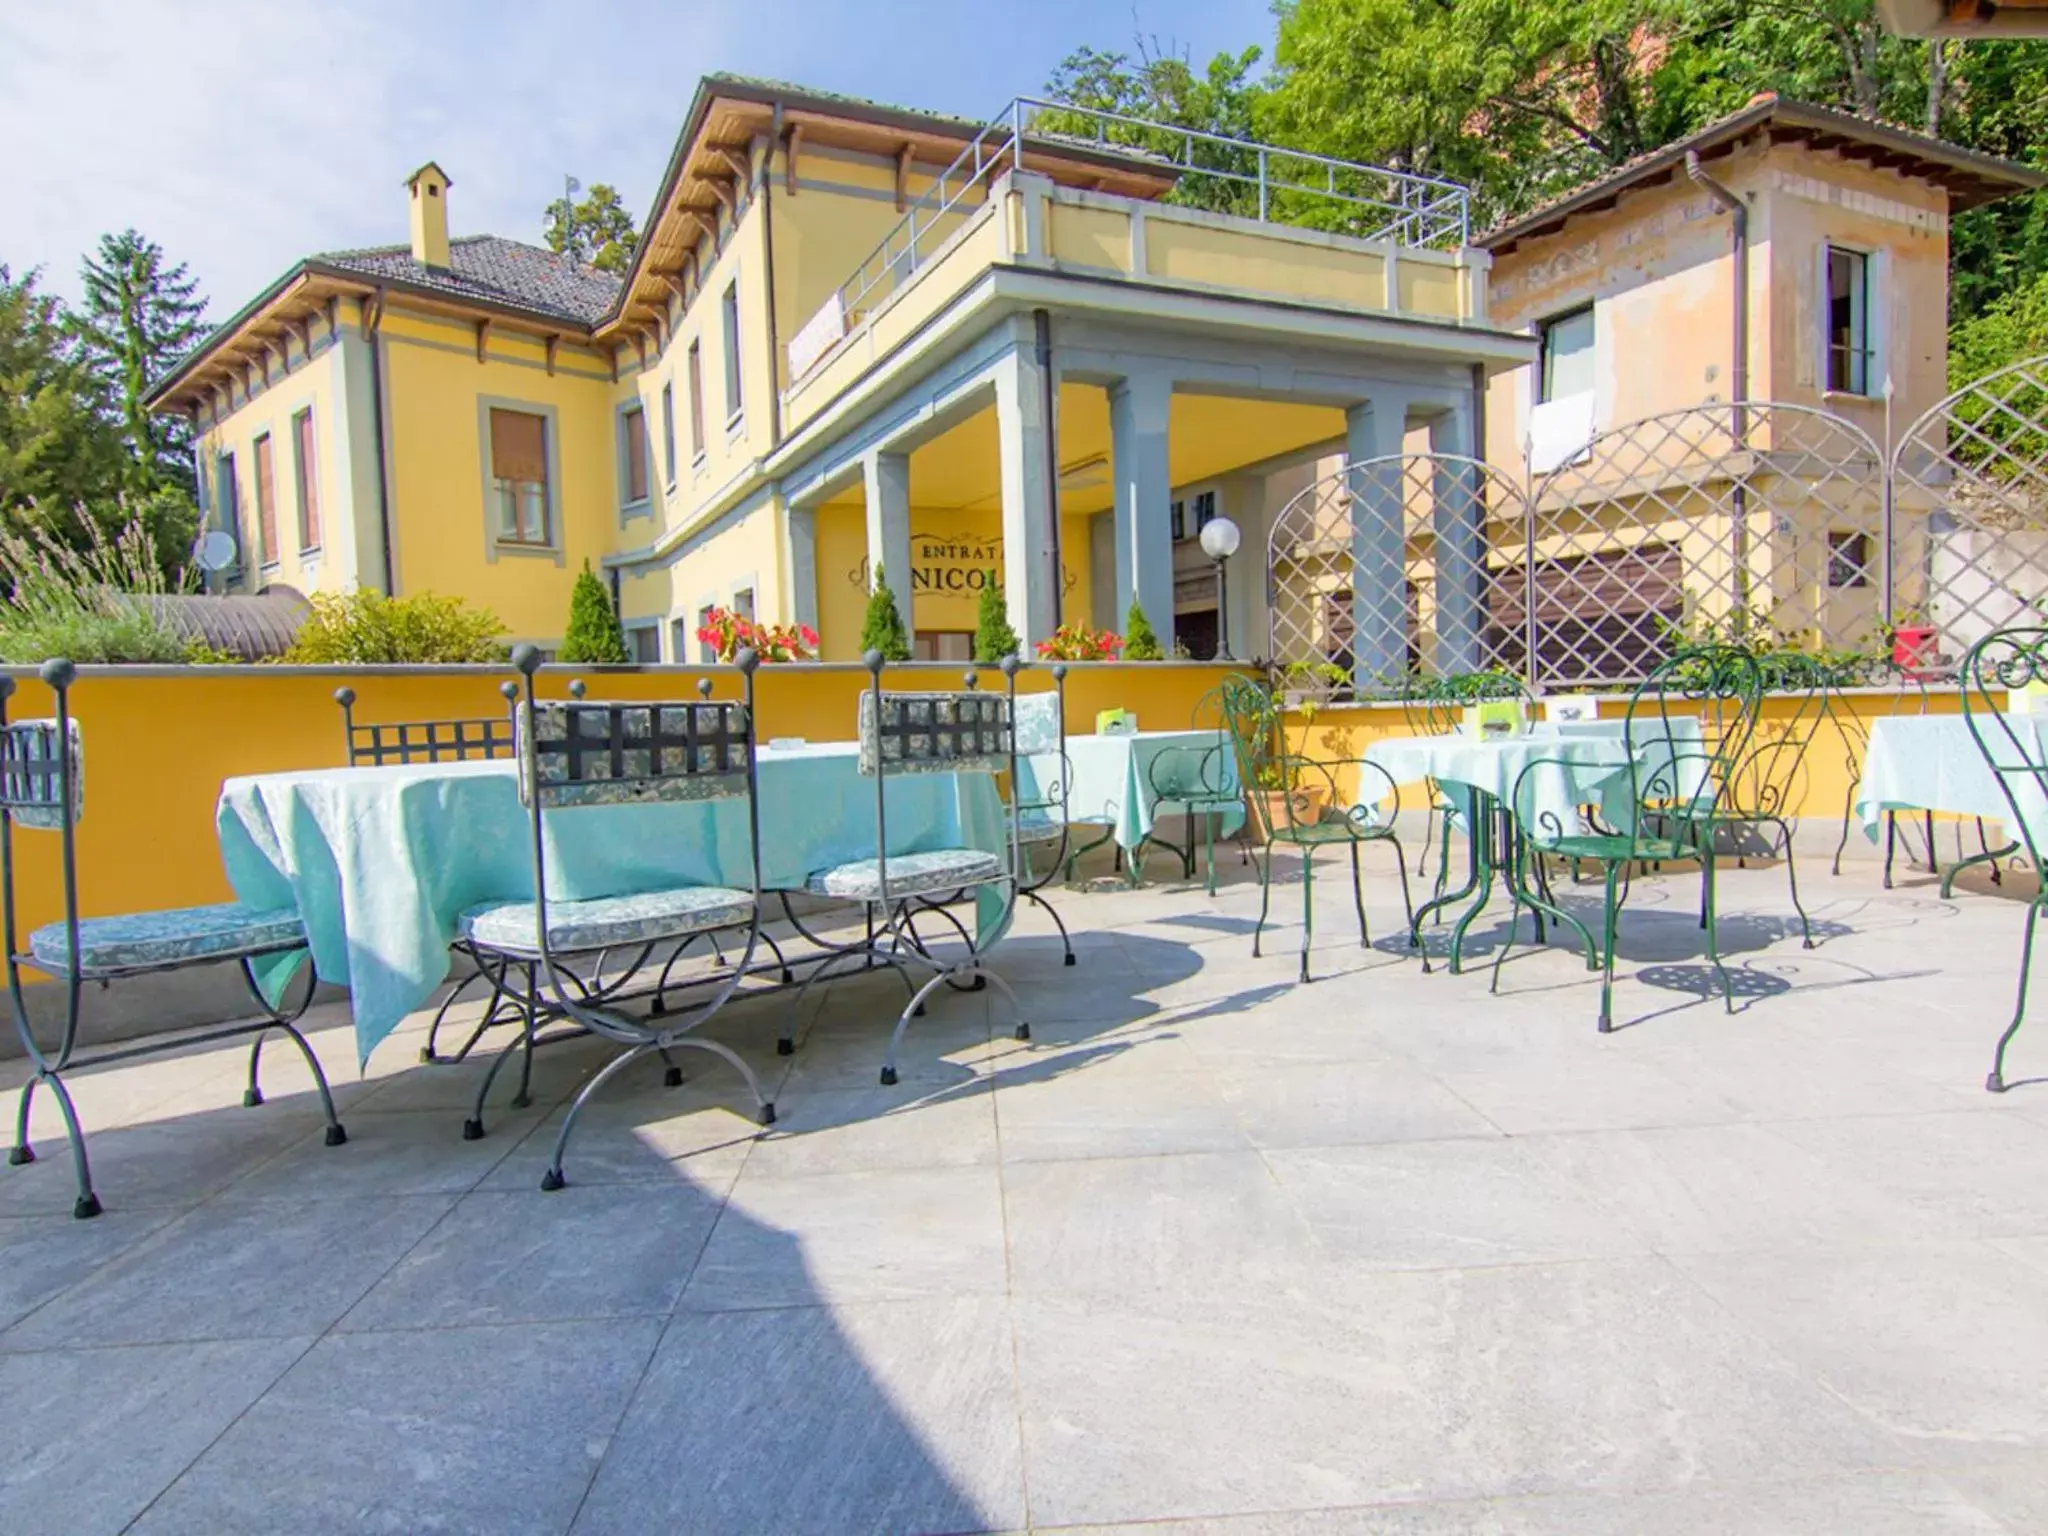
(1363, 719), (1702, 973)
(1855, 713), (2035, 893)
(216, 743), (1006, 1065)
(1021, 729), (1243, 881)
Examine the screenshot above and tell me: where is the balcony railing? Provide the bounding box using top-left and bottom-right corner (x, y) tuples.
(785, 97), (1474, 384)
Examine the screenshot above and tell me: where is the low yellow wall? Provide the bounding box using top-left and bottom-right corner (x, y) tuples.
(1286, 689), (1968, 828)
(0, 661), (1249, 941)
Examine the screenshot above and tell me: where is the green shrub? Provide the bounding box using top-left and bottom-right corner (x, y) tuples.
(283, 589), (507, 664)
(0, 513), (211, 664)
(973, 569), (1020, 663)
(558, 560), (629, 664)
(860, 564), (912, 661)
(1124, 601), (1163, 660)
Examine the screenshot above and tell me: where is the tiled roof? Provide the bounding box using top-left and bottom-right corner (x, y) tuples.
(314, 235), (621, 325)
(1477, 94), (2045, 251)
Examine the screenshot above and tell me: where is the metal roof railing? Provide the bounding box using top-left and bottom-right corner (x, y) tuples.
(785, 97), (1473, 386)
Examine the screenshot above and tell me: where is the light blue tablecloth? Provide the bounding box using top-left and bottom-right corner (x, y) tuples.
(217, 744), (1005, 1065)
(1023, 730), (1244, 851)
(1856, 714), (2044, 844)
(1364, 719), (1706, 837)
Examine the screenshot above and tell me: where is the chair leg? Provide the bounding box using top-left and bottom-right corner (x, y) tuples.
(1597, 863), (1623, 1034)
(1989, 898), (2044, 1093)
(10, 1070), (101, 1219)
(243, 1030), (268, 1108)
(540, 1042), (653, 1191)
(1024, 888), (1076, 966)
(1253, 844), (1274, 959)
(8, 1075), (37, 1167)
(1703, 847), (1735, 1014)
(1299, 846), (1316, 983)
(1489, 876), (1522, 996)
(1390, 837), (1418, 949)
(1773, 820), (1815, 949)
(1349, 840), (1369, 948)
(1204, 811), (1218, 897)
(1883, 811), (1898, 889)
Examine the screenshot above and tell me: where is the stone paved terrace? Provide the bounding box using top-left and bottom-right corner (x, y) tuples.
(4, 859), (2048, 1534)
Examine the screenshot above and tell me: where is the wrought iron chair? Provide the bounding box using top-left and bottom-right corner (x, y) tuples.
(456, 645), (777, 1191)
(1491, 645), (1764, 1032)
(1130, 681), (1252, 894)
(1689, 650), (1829, 949)
(4, 659), (346, 1219)
(1961, 628), (2048, 1094)
(1220, 675), (1416, 982)
(336, 683), (525, 1068)
(783, 653), (1030, 1085)
(1005, 667), (1110, 965)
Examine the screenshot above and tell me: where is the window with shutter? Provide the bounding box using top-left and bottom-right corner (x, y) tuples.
(721, 282), (742, 421)
(489, 408), (550, 544)
(293, 409), (321, 550)
(253, 434), (278, 565)
(621, 405), (649, 505)
(687, 343), (706, 461)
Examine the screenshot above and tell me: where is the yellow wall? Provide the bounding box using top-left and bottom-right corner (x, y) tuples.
(193, 310), (358, 596)
(379, 310), (617, 640)
(0, 661), (1247, 944)
(813, 501), (1096, 659)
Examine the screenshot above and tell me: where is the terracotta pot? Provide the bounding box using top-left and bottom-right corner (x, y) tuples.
(1254, 782), (1328, 829)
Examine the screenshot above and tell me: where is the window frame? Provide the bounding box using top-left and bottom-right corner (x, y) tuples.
(252, 431), (279, 570)
(1823, 243), (1877, 398)
(291, 407), (322, 554)
(1169, 498), (1186, 542)
(624, 622), (662, 664)
(1538, 304), (1596, 405)
(659, 382), (676, 489)
(1826, 529), (1872, 590)
(687, 341), (707, 465)
(721, 281), (743, 425)
(618, 401), (650, 515)
(476, 397), (565, 565)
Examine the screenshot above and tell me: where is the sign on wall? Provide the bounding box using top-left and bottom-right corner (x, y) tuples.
(846, 531), (1078, 600)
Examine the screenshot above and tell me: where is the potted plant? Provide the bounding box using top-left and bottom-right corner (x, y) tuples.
(695, 608), (819, 662)
(1035, 623), (1122, 662)
(1250, 754), (1329, 829)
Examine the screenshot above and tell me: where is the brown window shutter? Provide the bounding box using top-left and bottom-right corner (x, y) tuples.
(490, 408), (548, 483)
(296, 411), (321, 548)
(254, 436), (278, 560)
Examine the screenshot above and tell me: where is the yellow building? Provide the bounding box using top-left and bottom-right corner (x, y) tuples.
(147, 75), (1528, 661)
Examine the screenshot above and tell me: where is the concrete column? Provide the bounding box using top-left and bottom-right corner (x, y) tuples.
(333, 328), (390, 594)
(1088, 512), (1116, 633)
(994, 349), (1060, 646)
(1217, 473), (1263, 662)
(861, 449), (913, 625)
(784, 501), (819, 633)
(1428, 403), (1485, 675)
(1109, 371), (1174, 650)
(1346, 396), (1409, 689)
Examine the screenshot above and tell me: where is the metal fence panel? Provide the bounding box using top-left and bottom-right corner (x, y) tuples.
(1892, 355), (2048, 667)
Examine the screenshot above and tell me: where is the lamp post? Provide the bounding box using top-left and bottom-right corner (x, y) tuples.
(1197, 515), (1242, 660)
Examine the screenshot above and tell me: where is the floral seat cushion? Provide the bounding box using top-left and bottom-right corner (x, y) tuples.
(459, 885), (755, 956)
(28, 902), (305, 977)
(805, 848), (1004, 901)
(1011, 810), (1066, 845)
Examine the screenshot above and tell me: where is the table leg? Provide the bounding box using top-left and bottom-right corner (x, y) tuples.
(1496, 814), (1600, 969)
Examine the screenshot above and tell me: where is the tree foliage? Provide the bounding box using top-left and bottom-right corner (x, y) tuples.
(284, 590), (508, 664)
(559, 559), (630, 663)
(73, 229), (208, 498)
(1124, 600), (1163, 660)
(1058, 5), (2048, 325)
(973, 569), (1021, 663)
(0, 265), (128, 534)
(859, 564), (912, 661)
(542, 183), (640, 275)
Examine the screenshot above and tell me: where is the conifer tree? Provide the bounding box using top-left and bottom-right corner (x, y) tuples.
(559, 560), (630, 663)
(973, 568), (1020, 663)
(1124, 600), (1163, 660)
(860, 564), (912, 661)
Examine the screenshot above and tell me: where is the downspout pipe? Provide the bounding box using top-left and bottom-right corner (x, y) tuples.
(1034, 308), (1062, 630)
(364, 287), (397, 595)
(1684, 151), (1748, 441)
(763, 107), (784, 450)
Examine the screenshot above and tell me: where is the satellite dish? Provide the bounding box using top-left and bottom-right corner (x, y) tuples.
(195, 529), (238, 573)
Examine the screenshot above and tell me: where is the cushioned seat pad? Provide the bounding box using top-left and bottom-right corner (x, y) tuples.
(28, 902), (305, 976)
(806, 848), (1003, 901)
(459, 885), (754, 955)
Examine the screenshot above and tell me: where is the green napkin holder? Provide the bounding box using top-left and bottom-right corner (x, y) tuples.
(1096, 708), (1137, 736)
(1464, 700), (1527, 739)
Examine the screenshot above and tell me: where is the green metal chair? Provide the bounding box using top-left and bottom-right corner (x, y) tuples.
(1490, 645), (1764, 1032)
(1220, 676), (1416, 982)
(1962, 628), (2048, 1094)
(1132, 682), (1249, 894)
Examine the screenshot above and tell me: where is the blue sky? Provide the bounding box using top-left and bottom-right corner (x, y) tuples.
(2, 0), (1276, 314)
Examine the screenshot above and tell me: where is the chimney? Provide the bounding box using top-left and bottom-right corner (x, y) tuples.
(405, 162), (452, 269)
